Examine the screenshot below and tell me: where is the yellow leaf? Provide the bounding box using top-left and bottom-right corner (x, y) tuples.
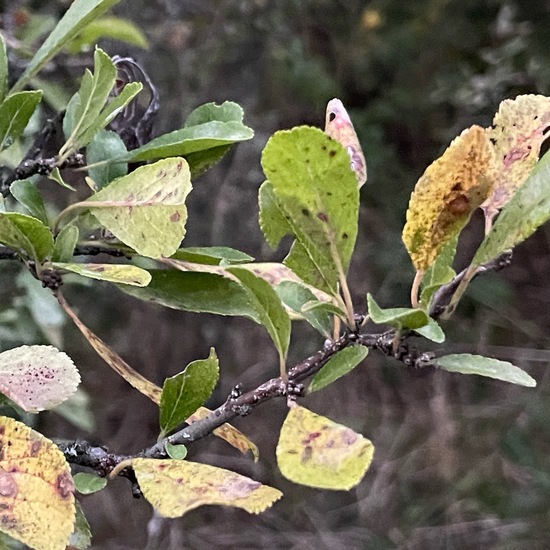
(276, 405), (374, 490)
(133, 458), (282, 517)
(325, 98), (367, 187)
(186, 406), (259, 461)
(0, 417), (75, 550)
(402, 125), (494, 271)
(482, 94), (550, 221)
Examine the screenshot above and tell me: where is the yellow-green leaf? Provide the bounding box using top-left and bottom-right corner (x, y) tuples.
(402, 125), (494, 271)
(276, 405), (374, 490)
(0, 416), (75, 550)
(53, 262), (151, 286)
(84, 157), (192, 258)
(133, 459), (282, 516)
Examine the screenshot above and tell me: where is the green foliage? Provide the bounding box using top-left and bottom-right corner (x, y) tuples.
(474, 149), (550, 266)
(119, 270), (261, 321)
(308, 346), (368, 393)
(11, 0), (122, 92)
(9, 179), (49, 225)
(434, 354), (536, 387)
(160, 349), (219, 437)
(122, 101), (254, 164)
(0, 91), (43, 152)
(73, 472), (108, 495)
(260, 126), (359, 295)
(0, 1), (549, 548)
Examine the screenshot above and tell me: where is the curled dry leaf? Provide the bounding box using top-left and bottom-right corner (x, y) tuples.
(133, 458), (282, 517)
(324, 98), (367, 187)
(402, 125), (495, 271)
(186, 406), (259, 461)
(0, 416), (75, 550)
(0, 345), (80, 412)
(481, 94), (550, 223)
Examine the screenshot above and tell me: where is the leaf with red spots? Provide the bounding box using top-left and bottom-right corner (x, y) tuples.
(276, 405), (374, 490)
(133, 458), (282, 517)
(0, 416), (75, 550)
(80, 157), (192, 258)
(481, 94), (550, 224)
(0, 345), (80, 413)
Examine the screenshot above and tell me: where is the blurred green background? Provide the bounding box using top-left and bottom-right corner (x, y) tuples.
(2, 1), (550, 548)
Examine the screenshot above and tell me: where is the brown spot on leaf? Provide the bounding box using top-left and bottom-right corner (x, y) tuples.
(301, 208), (310, 217)
(29, 437), (42, 457)
(317, 212), (329, 223)
(329, 150), (337, 157)
(0, 472), (17, 498)
(56, 472), (74, 499)
(170, 212), (181, 222)
(447, 195), (470, 216)
(301, 446), (313, 463)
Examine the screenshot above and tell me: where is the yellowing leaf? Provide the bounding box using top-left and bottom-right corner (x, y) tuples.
(324, 98), (367, 187)
(0, 345), (80, 412)
(0, 416), (75, 550)
(133, 459), (282, 517)
(53, 262), (151, 286)
(402, 125), (494, 271)
(58, 293), (162, 403)
(187, 406), (259, 461)
(276, 405), (374, 490)
(482, 94), (550, 221)
(84, 157), (192, 258)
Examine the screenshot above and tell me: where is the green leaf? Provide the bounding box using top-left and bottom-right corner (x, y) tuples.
(473, 149), (550, 266)
(0, 34), (7, 104)
(309, 345), (368, 393)
(170, 246), (253, 266)
(83, 157), (192, 258)
(367, 293), (429, 330)
(11, 0), (122, 93)
(414, 318), (445, 343)
(260, 127), (359, 295)
(65, 16), (149, 53)
(86, 129), (128, 189)
(160, 348), (219, 436)
(0, 212), (54, 262)
(185, 144), (233, 177)
(0, 91), (43, 152)
(118, 269), (261, 322)
(227, 267), (291, 361)
(53, 262), (151, 286)
(76, 81), (142, 149)
(420, 235), (457, 306)
(276, 280), (342, 336)
(9, 178), (49, 225)
(68, 501), (92, 550)
(434, 354), (536, 387)
(165, 442), (188, 460)
(73, 472), (108, 495)
(122, 101), (254, 162)
(48, 166), (76, 191)
(52, 225), (79, 263)
(184, 101), (246, 126)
